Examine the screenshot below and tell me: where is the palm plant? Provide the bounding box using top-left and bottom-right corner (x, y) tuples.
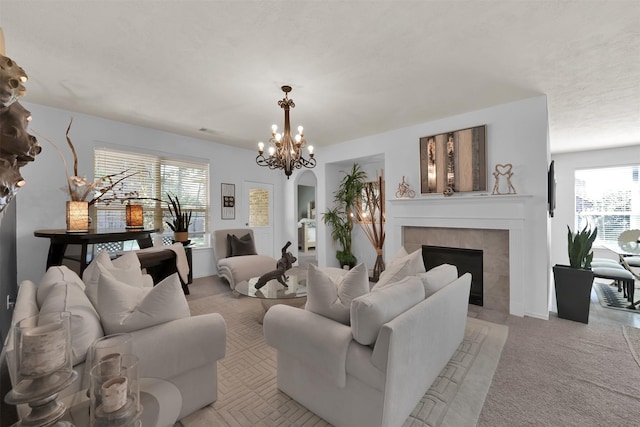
(322, 163), (367, 267)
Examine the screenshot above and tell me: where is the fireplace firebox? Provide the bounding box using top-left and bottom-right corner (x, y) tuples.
(422, 245), (483, 306)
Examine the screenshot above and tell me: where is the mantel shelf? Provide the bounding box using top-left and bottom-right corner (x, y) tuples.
(388, 194), (533, 203)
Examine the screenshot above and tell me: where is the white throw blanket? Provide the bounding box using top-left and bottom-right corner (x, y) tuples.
(137, 243), (190, 283)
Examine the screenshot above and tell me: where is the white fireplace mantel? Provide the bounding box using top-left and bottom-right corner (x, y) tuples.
(388, 194), (534, 317)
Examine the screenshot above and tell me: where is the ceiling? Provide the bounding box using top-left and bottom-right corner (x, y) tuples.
(2, 1), (639, 154)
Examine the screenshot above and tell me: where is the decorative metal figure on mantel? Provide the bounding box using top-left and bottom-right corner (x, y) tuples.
(491, 163), (517, 195)
(395, 176), (416, 199)
(255, 241), (297, 289)
(255, 85), (316, 179)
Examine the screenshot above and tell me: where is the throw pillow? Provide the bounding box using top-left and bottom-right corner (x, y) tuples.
(37, 265), (86, 307)
(387, 247), (426, 276)
(39, 282), (104, 365)
(305, 263), (369, 325)
(227, 233), (257, 257)
(351, 276), (425, 345)
(83, 251), (144, 306)
(372, 258), (413, 290)
(418, 263), (458, 297)
(96, 272), (191, 335)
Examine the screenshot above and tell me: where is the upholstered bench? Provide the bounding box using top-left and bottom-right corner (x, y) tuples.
(591, 259), (635, 302)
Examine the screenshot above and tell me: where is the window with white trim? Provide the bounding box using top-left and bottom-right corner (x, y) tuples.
(575, 165), (640, 244)
(93, 147), (210, 247)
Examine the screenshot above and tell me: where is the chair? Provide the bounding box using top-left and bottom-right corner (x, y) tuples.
(213, 229), (277, 291)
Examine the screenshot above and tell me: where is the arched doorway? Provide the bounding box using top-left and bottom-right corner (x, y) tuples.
(296, 170), (317, 268)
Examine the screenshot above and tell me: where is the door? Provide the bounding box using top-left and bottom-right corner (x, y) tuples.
(243, 181), (274, 257)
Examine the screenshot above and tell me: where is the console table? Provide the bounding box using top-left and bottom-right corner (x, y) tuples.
(34, 228), (157, 275)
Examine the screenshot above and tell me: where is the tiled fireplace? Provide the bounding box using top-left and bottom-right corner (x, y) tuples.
(388, 194), (533, 317)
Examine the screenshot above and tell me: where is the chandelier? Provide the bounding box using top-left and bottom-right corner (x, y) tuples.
(256, 85), (315, 179)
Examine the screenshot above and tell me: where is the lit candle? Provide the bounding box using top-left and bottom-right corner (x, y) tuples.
(20, 322), (67, 376)
(101, 376), (128, 413)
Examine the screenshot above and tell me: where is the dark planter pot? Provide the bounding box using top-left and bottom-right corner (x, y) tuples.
(553, 265), (595, 324)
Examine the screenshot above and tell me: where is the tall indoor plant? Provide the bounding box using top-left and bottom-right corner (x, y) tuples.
(553, 224), (597, 323)
(322, 163), (367, 268)
(166, 193), (192, 242)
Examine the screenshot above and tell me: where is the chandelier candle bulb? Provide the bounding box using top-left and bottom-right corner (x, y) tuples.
(258, 142), (264, 153)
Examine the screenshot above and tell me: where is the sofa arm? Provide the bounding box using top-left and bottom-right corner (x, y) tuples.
(263, 305), (353, 387)
(130, 313), (226, 380)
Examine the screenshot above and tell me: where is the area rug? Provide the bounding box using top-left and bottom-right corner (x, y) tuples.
(180, 290), (508, 427)
(594, 280), (640, 313)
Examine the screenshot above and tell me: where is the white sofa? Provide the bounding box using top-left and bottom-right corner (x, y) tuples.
(5, 264), (226, 426)
(213, 228), (277, 291)
(264, 265), (471, 427)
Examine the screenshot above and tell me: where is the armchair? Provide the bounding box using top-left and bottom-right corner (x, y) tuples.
(213, 228), (278, 291)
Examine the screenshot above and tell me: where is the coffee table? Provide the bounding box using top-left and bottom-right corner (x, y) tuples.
(235, 273), (307, 323)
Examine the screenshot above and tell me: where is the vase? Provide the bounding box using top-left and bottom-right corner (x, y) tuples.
(66, 201), (89, 233)
(553, 264), (594, 324)
(173, 231), (189, 243)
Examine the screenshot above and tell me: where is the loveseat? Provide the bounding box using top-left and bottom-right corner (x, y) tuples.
(5, 253), (226, 426)
(264, 261), (471, 427)
(213, 228), (277, 291)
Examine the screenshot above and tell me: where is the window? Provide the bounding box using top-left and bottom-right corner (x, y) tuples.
(93, 148), (210, 247)
(575, 165), (640, 244)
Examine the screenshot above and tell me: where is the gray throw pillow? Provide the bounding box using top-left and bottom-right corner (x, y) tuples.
(227, 233), (257, 257)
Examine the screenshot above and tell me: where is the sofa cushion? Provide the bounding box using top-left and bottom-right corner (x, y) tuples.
(37, 265), (85, 307)
(227, 233), (257, 257)
(305, 263), (369, 325)
(96, 273), (191, 335)
(351, 276), (425, 345)
(39, 282), (104, 365)
(418, 264), (458, 297)
(83, 251), (145, 306)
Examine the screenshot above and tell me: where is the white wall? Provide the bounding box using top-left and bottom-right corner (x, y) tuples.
(309, 96), (551, 318)
(551, 145), (640, 267)
(17, 102), (286, 283)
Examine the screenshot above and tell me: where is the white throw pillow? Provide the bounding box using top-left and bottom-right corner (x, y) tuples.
(96, 273), (190, 335)
(351, 276), (425, 345)
(83, 251), (144, 306)
(37, 265), (86, 307)
(39, 282), (104, 365)
(386, 247), (426, 275)
(372, 259), (413, 289)
(418, 263), (459, 297)
(305, 263), (370, 325)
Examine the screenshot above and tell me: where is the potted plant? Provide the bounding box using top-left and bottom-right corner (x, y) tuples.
(322, 163), (367, 268)
(553, 224), (597, 323)
(166, 193), (192, 242)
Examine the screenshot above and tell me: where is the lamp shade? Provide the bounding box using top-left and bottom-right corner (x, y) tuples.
(66, 201), (89, 232)
(126, 204), (143, 229)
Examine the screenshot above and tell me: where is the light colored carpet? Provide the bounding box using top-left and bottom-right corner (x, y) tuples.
(180, 290), (508, 427)
(477, 315), (640, 427)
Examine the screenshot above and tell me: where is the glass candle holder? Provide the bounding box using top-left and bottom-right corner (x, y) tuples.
(90, 354), (141, 427)
(12, 311), (74, 396)
(85, 333), (133, 390)
(6, 312), (78, 427)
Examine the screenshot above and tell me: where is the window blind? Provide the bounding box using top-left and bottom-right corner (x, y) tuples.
(93, 147), (210, 243)
(575, 165), (640, 244)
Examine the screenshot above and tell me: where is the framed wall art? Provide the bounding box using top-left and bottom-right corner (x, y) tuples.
(419, 125), (487, 194)
(221, 183), (235, 220)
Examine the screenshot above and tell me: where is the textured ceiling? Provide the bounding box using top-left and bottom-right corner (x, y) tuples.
(2, 1), (639, 154)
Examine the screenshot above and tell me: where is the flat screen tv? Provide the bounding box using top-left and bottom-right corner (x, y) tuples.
(548, 160), (556, 218)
